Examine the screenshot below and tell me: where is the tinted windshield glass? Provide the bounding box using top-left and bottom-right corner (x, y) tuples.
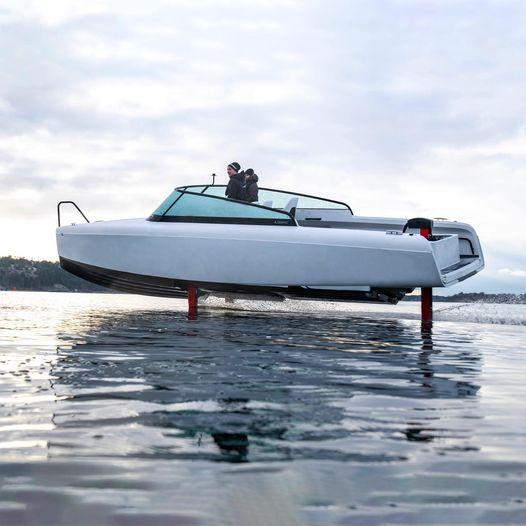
(151, 190), (295, 225)
(153, 190), (181, 216)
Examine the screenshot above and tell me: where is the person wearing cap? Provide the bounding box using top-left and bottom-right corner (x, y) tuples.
(243, 168), (259, 203)
(225, 162), (245, 200)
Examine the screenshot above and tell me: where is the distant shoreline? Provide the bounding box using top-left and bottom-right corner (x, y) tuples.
(2, 256), (525, 303)
(403, 293), (526, 304)
(1, 290), (524, 304)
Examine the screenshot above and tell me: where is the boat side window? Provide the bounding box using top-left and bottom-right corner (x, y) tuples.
(294, 195), (348, 210)
(257, 191), (348, 210)
(150, 191), (295, 225)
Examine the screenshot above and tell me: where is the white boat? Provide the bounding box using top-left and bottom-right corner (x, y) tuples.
(56, 185), (484, 304)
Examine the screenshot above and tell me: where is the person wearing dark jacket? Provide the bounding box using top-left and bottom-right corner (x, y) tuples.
(244, 168), (259, 203)
(225, 162), (245, 200)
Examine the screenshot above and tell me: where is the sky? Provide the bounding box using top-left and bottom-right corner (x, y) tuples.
(0, 0), (525, 294)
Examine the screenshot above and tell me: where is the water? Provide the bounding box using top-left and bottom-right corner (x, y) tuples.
(1, 292), (526, 525)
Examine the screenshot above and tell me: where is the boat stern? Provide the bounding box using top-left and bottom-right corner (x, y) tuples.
(427, 220), (485, 286)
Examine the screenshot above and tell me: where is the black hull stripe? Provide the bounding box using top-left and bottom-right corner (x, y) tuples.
(59, 257), (408, 304)
(60, 257), (187, 298)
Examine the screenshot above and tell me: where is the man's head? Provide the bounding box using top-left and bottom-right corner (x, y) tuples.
(227, 162), (240, 177)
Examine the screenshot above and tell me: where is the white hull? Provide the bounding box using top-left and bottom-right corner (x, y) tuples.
(57, 216), (484, 299)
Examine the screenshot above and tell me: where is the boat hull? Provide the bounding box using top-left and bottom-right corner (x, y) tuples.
(56, 218), (483, 301)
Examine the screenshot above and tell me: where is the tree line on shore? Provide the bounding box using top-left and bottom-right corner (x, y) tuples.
(0, 256), (104, 292)
(1, 256), (524, 303)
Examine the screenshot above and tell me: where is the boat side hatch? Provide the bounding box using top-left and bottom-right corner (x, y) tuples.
(430, 235), (460, 270)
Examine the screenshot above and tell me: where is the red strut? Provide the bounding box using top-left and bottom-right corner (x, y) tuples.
(187, 286), (198, 314)
(420, 227), (433, 323)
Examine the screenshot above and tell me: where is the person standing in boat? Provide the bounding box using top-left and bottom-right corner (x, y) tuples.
(225, 162), (245, 200)
(243, 168), (259, 203)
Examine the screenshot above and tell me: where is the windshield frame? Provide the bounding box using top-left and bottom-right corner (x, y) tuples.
(149, 189), (297, 226)
(176, 184), (354, 213)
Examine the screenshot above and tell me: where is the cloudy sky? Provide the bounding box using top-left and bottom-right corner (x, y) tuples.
(1, 0), (525, 293)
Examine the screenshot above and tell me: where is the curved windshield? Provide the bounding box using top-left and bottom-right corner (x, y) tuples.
(257, 190), (347, 210)
(150, 190), (295, 226)
(178, 185), (352, 212)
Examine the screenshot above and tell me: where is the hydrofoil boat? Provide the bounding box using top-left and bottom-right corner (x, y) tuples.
(56, 184), (484, 305)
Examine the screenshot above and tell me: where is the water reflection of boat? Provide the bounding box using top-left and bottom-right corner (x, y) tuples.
(50, 309), (481, 462)
(56, 185), (484, 304)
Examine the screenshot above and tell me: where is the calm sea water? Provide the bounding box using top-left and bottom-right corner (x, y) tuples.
(1, 291), (525, 526)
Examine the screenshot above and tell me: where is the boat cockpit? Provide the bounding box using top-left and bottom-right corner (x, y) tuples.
(147, 184), (484, 262)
